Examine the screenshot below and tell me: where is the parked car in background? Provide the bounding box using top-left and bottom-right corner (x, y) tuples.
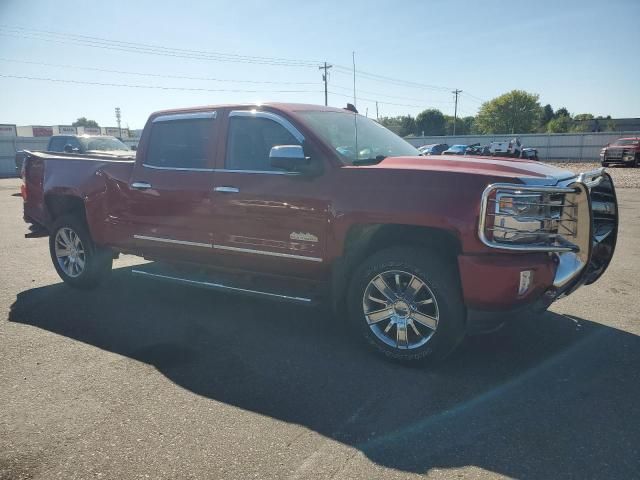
(442, 144), (468, 155)
(418, 143), (449, 155)
(15, 135), (134, 173)
(600, 137), (640, 167)
(521, 147), (539, 161)
(489, 138), (522, 157)
(19, 102), (618, 363)
(464, 143), (490, 156)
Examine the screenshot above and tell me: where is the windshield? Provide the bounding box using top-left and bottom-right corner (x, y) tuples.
(613, 139), (639, 146)
(298, 111), (419, 164)
(79, 136), (130, 152)
(450, 145), (466, 151)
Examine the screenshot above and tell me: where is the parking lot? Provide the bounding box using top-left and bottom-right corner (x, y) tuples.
(1, 176), (639, 479)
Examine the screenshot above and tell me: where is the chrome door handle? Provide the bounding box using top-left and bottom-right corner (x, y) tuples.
(132, 181), (152, 190)
(214, 186), (240, 193)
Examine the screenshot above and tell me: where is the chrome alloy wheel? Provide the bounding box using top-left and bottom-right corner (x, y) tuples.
(54, 227), (86, 278)
(362, 270), (439, 350)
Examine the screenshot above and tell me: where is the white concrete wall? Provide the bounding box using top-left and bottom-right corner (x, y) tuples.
(406, 131), (640, 162)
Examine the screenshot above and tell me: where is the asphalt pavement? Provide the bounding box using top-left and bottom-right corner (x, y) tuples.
(1, 177), (638, 479)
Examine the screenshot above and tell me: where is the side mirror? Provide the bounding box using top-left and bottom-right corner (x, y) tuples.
(63, 144), (78, 153)
(130, 145), (137, 151)
(269, 145), (308, 172)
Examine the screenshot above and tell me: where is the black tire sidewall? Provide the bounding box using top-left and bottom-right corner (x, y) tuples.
(49, 215), (111, 289)
(347, 247), (466, 362)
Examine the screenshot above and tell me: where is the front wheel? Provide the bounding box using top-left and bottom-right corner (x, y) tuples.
(49, 215), (113, 289)
(347, 247), (466, 362)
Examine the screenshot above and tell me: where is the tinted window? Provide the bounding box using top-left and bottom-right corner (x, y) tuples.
(226, 116), (300, 171)
(48, 137), (68, 152)
(67, 137), (82, 151)
(146, 119), (214, 169)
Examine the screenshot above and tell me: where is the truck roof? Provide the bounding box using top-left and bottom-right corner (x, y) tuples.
(149, 102), (348, 118)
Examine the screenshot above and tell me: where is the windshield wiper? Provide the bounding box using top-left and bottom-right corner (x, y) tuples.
(352, 155), (387, 166)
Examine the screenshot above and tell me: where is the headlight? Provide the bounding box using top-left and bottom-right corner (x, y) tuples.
(623, 154), (634, 162)
(600, 149), (606, 157)
(496, 193), (543, 217)
(492, 191), (565, 244)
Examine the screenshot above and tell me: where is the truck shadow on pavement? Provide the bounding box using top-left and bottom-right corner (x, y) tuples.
(9, 266), (640, 478)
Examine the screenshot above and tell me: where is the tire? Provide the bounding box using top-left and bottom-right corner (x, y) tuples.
(49, 214), (113, 289)
(347, 246), (466, 363)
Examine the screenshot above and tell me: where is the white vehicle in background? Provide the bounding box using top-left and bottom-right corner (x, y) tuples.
(489, 138), (539, 160)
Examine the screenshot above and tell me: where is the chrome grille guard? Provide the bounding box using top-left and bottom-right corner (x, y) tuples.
(478, 168), (618, 296)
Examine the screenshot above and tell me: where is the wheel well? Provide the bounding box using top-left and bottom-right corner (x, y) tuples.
(331, 224), (462, 310)
(45, 194), (87, 225)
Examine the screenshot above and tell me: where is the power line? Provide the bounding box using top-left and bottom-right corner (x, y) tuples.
(332, 65), (452, 92)
(0, 26), (321, 67)
(329, 90), (441, 110)
(330, 84), (454, 104)
(0, 73), (322, 94)
(0, 58), (319, 86)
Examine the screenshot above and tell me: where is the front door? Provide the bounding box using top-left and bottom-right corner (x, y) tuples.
(211, 110), (330, 278)
(126, 111), (219, 263)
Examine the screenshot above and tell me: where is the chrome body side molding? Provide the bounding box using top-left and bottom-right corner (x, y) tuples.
(133, 235), (212, 249)
(213, 244), (323, 262)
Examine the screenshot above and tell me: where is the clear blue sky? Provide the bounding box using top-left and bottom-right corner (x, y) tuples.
(0, 0), (638, 129)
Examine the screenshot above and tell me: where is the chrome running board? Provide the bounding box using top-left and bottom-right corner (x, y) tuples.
(131, 269), (313, 305)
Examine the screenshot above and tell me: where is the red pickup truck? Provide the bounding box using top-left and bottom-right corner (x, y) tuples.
(20, 103), (618, 362)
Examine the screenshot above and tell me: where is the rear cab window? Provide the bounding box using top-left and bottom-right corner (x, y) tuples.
(145, 112), (217, 169)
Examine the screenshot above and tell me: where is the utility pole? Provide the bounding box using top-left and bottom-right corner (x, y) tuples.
(318, 62), (332, 106)
(115, 107), (122, 138)
(451, 89), (462, 135)
(375, 101), (379, 121)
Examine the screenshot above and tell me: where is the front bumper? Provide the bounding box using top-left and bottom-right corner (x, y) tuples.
(461, 171), (618, 332)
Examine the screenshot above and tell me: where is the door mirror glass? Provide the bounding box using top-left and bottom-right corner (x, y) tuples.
(269, 145), (307, 171)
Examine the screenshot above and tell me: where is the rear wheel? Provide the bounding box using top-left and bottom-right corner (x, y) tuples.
(49, 215), (112, 289)
(347, 246), (466, 362)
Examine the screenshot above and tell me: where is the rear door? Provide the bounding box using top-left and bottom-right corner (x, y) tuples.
(211, 109), (330, 278)
(126, 111), (219, 263)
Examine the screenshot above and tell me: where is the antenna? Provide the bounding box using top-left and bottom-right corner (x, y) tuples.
(352, 51), (357, 107)
(352, 51), (358, 161)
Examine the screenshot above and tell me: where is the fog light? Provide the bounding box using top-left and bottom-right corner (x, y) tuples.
(518, 270), (533, 295)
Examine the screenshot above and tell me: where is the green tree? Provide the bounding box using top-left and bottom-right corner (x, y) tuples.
(415, 109), (446, 136)
(475, 90), (542, 134)
(72, 117), (100, 128)
(554, 107), (570, 119)
(399, 115), (417, 137)
(539, 104), (554, 130)
(444, 115), (474, 135)
(546, 115), (572, 133)
(571, 113), (594, 132)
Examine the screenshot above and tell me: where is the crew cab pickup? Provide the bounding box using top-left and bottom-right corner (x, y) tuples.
(15, 134), (133, 173)
(600, 137), (640, 167)
(20, 103), (618, 362)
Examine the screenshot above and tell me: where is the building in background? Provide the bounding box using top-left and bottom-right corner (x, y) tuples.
(0, 124), (17, 137)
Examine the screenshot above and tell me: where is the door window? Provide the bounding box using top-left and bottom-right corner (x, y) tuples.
(146, 117), (215, 169)
(226, 116), (301, 171)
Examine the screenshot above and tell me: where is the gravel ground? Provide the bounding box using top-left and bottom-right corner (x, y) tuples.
(546, 162), (640, 188)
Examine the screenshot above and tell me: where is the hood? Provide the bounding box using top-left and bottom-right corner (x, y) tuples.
(360, 155), (575, 185)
